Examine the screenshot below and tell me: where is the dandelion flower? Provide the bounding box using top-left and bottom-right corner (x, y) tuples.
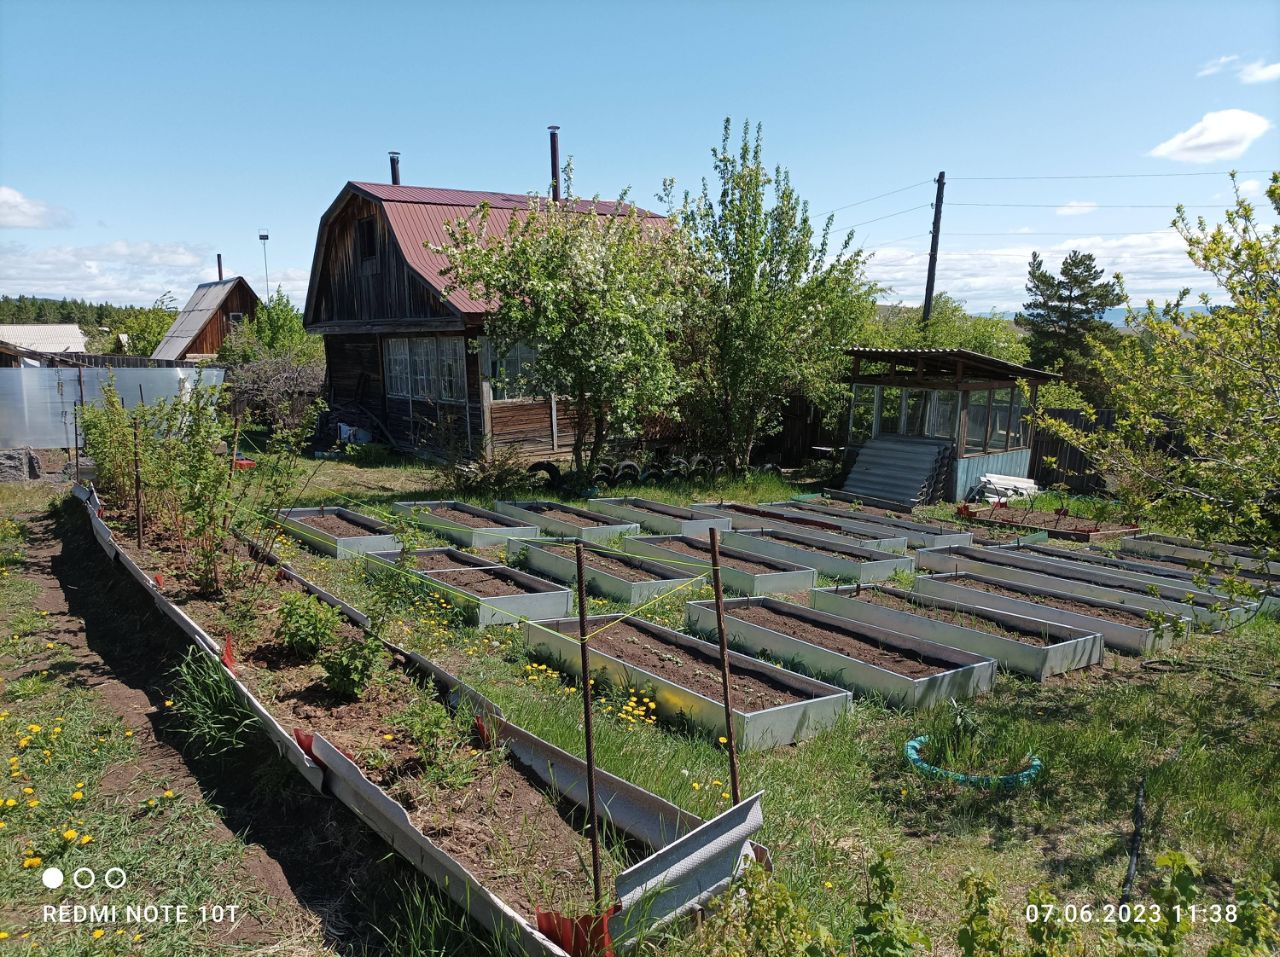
(27, 725), (40, 733)
(164, 700), (173, 708)
(691, 782), (701, 790)
(824, 881), (833, 890)
(382, 734), (393, 741)
(92, 928), (105, 939)
(123, 730), (134, 738)
(26, 799), (38, 808)
(718, 736), (728, 745)
(721, 792), (731, 800)
(80, 835), (93, 845)
(62, 829), (78, 841)
(21, 787), (33, 794)
(71, 791), (83, 801)
(22, 856), (41, 868)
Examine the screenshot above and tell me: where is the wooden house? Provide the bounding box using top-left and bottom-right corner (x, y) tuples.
(303, 178), (662, 458)
(152, 276), (260, 362)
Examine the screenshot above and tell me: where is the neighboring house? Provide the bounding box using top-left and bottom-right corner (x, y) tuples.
(303, 179), (662, 458)
(0, 324), (87, 367)
(152, 277), (260, 362)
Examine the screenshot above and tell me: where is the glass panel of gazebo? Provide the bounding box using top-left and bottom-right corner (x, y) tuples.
(925, 390), (960, 440)
(989, 388), (1014, 450)
(965, 390), (990, 453)
(903, 390), (929, 435)
(878, 387), (902, 435)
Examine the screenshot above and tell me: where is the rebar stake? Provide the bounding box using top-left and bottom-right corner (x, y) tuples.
(132, 417), (144, 550)
(708, 528), (742, 804)
(574, 541), (604, 910)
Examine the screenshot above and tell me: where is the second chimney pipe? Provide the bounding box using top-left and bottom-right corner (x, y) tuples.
(217, 253), (223, 281)
(389, 151), (401, 186)
(548, 126), (560, 202)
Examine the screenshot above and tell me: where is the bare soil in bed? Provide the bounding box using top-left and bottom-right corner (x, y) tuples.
(430, 567), (545, 597)
(411, 551), (488, 572)
(539, 543), (678, 582)
(297, 513), (381, 537)
(834, 587), (1060, 646)
(528, 505), (608, 527)
(655, 538), (783, 574)
(429, 505), (511, 528)
(759, 533), (862, 559)
(588, 621), (809, 710)
(967, 507), (1137, 535)
(729, 604), (950, 677)
(949, 575), (1159, 625)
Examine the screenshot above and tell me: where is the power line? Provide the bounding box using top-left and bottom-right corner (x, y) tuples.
(837, 203), (931, 229)
(865, 231), (930, 250)
(950, 202), (1221, 209)
(816, 179), (933, 217)
(948, 229), (1174, 237)
(950, 169), (1273, 181)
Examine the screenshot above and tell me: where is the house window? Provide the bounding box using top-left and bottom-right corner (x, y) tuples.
(410, 338), (436, 399)
(358, 217), (377, 260)
(228, 312), (243, 324)
(383, 338), (410, 398)
(484, 340), (538, 400)
(438, 337), (467, 401)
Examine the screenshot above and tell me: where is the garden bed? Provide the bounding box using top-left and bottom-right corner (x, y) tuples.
(809, 585), (1105, 680)
(785, 498), (972, 548)
(687, 598), (996, 707)
(955, 504), (1139, 542)
(422, 566), (573, 627)
(276, 506), (399, 557)
(691, 502), (909, 553)
(508, 539), (696, 605)
(1121, 533), (1280, 577)
(590, 497), (733, 536)
(366, 547), (499, 576)
(915, 572), (1183, 655)
(623, 535), (816, 596)
(524, 616), (849, 749)
(721, 528), (912, 583)
(494, 501), (640, 542)
(392, 500), (540, 548)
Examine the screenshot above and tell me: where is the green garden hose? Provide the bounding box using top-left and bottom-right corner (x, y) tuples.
(904, 735), (1043, 790)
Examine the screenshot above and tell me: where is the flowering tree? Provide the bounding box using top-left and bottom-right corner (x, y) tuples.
(1038, 173), (1280, 551)
(434, 178), (686, 476)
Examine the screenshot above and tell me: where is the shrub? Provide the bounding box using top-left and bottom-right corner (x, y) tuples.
(274, 592), (341, 659)
(685, 863), (839, 957)
(317, 630), (384, 698)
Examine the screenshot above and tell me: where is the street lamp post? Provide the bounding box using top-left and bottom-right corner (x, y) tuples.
(258, 228), (270, 299)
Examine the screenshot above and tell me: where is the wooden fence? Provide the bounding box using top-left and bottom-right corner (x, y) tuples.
(1029, 408), (1115, 493)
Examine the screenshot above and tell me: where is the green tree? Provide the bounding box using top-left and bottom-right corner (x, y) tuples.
(866, 294), (1030, 365)
(434, 173), (686, 475)
(1038, 173), (1280, 550)
(666, 118), (878, 468)
(1016, 250), (1124, 397)
(117, 292), (178, 356)
(218, 287), (320, 364)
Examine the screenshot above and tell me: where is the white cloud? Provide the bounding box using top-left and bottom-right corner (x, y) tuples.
(1149, 109), (1272, 162)
(0, 186), (73, 229)
(1238, 60), (1280, 83)
(1055, 201), (1098, 216)
(1197, 54), (1239, 77)
(0, 239), (309, 306)
(1238, 178), (1263, 196)
(865, 230), (1203, 312)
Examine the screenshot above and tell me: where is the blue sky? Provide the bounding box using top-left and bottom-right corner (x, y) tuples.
(1, 0), (1277, 311)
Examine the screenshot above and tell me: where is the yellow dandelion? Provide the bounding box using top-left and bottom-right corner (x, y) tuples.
(62, 829), (78, 841)
(92, 928), (105, 939)
(718, 736), (728, 745)
(80, 835), (93, 845)
(21, 787), (33, 794)
(26, 799), (38, 808)
(691, 782), (701, 790)
(824, 881), (834, 890)
(162, 789), (174, 799)
(123, 730), (134, 738)
(164, 700), (173, 707)
(382, 734), (394, 741)
(22, 856), (42, 868)
(71, 791), (83, 800)
(721, 792), (731, 800)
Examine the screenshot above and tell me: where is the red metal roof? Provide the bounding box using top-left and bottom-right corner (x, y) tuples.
(341, 182), (663, 316)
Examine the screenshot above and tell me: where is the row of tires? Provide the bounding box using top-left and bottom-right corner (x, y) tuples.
(526, 456), (783, 489)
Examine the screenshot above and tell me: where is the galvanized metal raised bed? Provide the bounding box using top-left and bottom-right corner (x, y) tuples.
(276, 506), (400, 557)
(918, 544), (1251, 630)
(686, 597), (996, 708)
(365, 547), (501, 583)
(783, 497), (973, 548)
(916, 568), (1182, 660)
(523, 615), (851, 750)
(1121, 533), (1280, 577)
(493, 500), (640, 542)
(418, 565), (573, 628)
(722, 528), (912, 583)
(623, 534), (816, 596)
(507, 538), (698, 604)
(392, 500), (540, 548)
(688, 502), (909, 554)
(813, 488), (1050, 545)
(810, 584), (1104, 680)
(589, 497), (733, 536)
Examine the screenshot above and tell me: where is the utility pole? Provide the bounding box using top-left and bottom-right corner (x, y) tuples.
(921, 171), (946, 333)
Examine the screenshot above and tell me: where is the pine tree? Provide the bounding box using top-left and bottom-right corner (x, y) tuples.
(1016, 250), (1124, 399)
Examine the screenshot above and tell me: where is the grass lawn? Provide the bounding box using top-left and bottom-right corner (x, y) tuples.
(262, 460), (1280, 954)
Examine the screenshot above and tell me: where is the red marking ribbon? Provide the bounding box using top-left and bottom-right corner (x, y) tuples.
(536, 906), (618, 957)
(220, 635), (236, 676)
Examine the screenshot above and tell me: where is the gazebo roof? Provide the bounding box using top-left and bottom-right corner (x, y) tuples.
(847, 348), (1058, 387)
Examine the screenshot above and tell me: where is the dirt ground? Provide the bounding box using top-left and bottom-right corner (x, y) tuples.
(2, 503), (435, 954)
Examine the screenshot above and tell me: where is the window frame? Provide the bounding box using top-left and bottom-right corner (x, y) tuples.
(437, 336), (467, 402)
(382, 337), (411, 399)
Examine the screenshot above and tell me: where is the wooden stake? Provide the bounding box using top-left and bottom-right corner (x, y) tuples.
(574, 541), (604, 909)
(708, 528), (742, 804)
(132, 417), (144, 550)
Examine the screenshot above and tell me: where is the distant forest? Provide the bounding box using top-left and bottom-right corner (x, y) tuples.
(0, 294), (138, 327)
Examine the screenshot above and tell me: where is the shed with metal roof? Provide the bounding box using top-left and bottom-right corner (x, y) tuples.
(152, 277), (260, 361)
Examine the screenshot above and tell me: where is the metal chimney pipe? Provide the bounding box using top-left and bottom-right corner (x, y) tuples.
(216, 253), (223, 281)
(389, 151), (401, 185)
(548, 126), (561, 202)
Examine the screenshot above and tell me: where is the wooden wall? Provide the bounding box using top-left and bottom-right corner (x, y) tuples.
(309, 194), (449, 327)
(489, 397), (578, 458)
(185, 281), (259, 357)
